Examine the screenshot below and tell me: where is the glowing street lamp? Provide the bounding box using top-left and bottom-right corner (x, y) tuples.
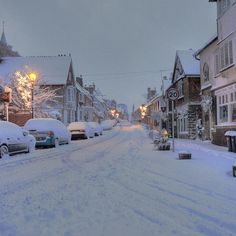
(139, 104), (147, 119)
(28, 72), (37, 118)
(111, 109), (116, 117)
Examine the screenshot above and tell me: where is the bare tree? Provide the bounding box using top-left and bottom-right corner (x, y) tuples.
(10, 70), (58, 118)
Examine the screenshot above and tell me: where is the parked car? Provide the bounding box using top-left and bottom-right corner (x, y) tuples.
(0, 121), (36, 158)
(24, 118), (71, 148)
(88, 122), (103, 136)
(68, 121), (95, 140)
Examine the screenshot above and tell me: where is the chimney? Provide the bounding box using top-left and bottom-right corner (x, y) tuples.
(76, 76), (83, 87)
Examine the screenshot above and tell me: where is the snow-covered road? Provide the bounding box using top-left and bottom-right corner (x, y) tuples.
(1, 122), (236, 236)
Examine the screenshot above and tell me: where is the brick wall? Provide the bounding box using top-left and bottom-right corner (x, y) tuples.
(212, 126), (236, 147)
(9, 113), (31, 127)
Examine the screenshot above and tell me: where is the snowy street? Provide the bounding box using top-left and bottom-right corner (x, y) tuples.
(1, 122), (236, 236)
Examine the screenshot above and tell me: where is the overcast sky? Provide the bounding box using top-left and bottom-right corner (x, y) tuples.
(0, 0), (216, 112)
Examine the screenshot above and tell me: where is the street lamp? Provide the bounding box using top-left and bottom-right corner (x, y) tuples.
(139, 104), (147, 119)
(28, 72), (37, 118)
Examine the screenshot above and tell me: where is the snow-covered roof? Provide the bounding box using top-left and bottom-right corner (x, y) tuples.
(176, 49), (200, 75)
(75, 81), (92, 99)
(0, 56), (72, 85)
(195, 34), (218, 56)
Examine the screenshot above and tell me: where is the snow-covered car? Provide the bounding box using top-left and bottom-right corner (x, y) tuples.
(88, 122), (103, 136)
(24, 118), (71, 148)
(0, 121), (36, 158)
(101, 120), (116, 131)
(68, 121), (95, 140)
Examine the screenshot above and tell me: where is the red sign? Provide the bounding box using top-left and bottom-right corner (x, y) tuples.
(0, 92), (11, 103)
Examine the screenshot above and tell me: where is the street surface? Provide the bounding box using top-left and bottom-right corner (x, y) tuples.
(1, 122), (236, 236)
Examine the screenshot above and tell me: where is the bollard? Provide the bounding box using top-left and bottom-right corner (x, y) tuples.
(179, 152), (191, 160)
(232, 165), (236, 177)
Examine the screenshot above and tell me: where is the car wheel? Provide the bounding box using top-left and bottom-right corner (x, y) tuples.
(0, 145), (9, 159)
(26, 143), (35, 153)
(54, 139), (59, 148)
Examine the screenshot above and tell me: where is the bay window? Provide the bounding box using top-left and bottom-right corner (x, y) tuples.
(217, 85), (236, 124)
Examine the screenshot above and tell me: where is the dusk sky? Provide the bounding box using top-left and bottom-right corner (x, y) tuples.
(0, 0), (216, 112)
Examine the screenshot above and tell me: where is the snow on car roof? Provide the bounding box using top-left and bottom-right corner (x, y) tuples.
(68, 122), (87, 130)
(24, 118), (63, 131)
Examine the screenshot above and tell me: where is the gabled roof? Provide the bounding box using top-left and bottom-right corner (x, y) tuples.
(176, 49), (200, 76)
(195, 34), (218, 56)
(0, 56), (72, 85)
(75, 81), (92, 99)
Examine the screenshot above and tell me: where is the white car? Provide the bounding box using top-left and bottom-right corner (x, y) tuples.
(101, 120), (115, 131)
(88, 122), (103, 136)
(68, 122), (95, 140)
(0, 121), (36, 158)
(24, 118), (71, 148)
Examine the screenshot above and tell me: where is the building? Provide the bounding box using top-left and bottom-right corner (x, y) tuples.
(196, 35), (218, 140)
(0, 55), (76, 126)
(171, 49), (201, 139)
(207, 0), (236, 146)
(147, 87), (157, 101)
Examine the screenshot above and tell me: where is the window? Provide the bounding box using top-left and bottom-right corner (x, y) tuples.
(229, 40), (233, 64)
(219, 105), (228, 123)
(215, 53), (220, 75)
(67, 87), (74, 102)
(231, 104), (236, 122)
(178, 80), (184, 97)
(178, 117), (188, 134)
(219, 40), (234, 70)
(67, 110), (75, 123)
(203, 63), (209, 81)
(217, 86), (236, 124)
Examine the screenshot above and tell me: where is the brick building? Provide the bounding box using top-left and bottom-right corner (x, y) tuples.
(171, 49), (201, 139)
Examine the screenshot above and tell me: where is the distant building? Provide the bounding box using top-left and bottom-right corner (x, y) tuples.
(147, 87), (157, 101)
(117, 104), (129, 120)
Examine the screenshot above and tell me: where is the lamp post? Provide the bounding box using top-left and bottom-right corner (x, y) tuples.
(28, 72), (37, 118)
(139, 104), (147, 121)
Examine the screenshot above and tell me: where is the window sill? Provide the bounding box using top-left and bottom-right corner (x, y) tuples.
(220, 63), (235, 73)
(216, 122), (236, 127)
